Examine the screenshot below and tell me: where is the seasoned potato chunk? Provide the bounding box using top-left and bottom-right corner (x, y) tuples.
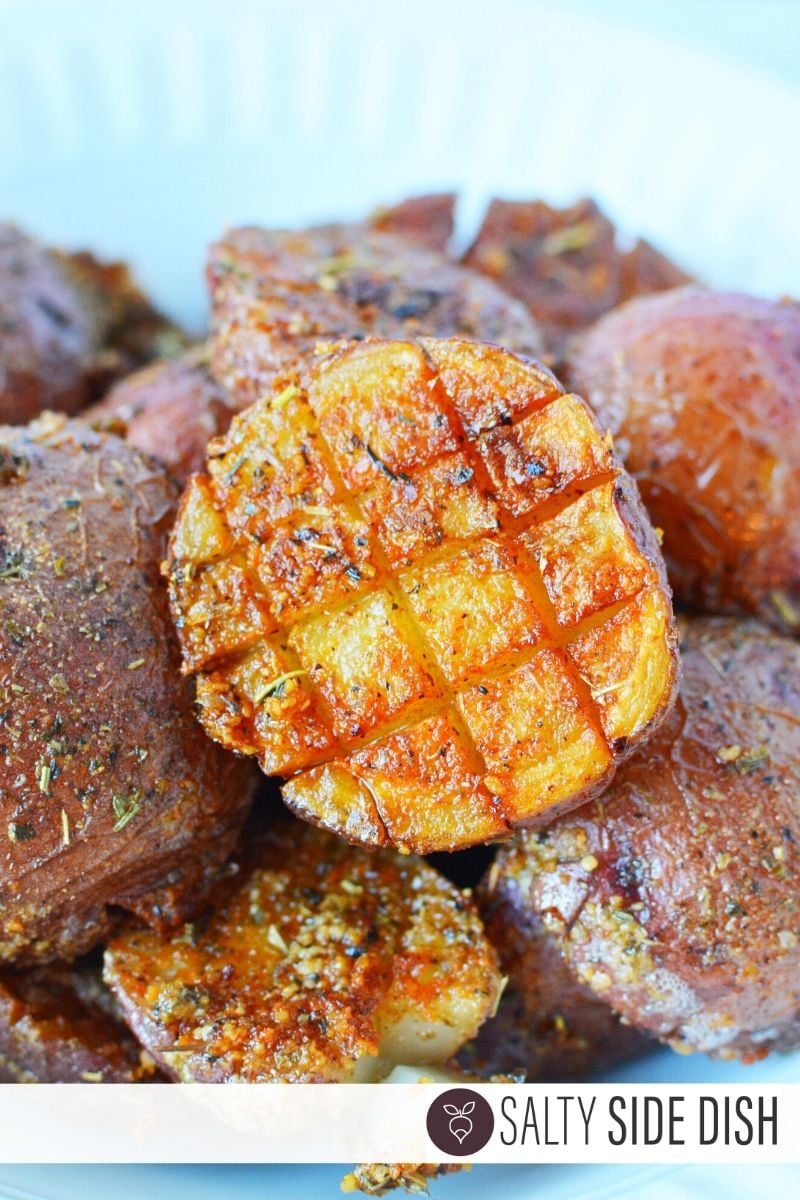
(208, 225), (544, 411)
(509, 617), (800, 1062)
(463, 197), (693, 362)
(168, 338), (678, 853)
(0, 963), (159, 1083)
(104, 820), (503, 1082)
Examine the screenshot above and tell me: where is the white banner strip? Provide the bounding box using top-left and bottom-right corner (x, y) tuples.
(0, 1083), (797, 1164)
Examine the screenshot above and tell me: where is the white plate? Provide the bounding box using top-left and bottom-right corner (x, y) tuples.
(0, 0), (799, 1195)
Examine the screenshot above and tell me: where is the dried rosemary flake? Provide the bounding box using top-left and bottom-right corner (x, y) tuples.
(61, 809), (71, 846)
(127, 658), (146, 671)
(271, 384), (300, 410)
(8, 821), (35, 843)
(340, 879), (363, 895)
(267, 924), (289, 954)
(49, 673), (68, 694)
(254, 669), (307, 705)
(112, 789), (142, 832)
(36, 760), (52, 794)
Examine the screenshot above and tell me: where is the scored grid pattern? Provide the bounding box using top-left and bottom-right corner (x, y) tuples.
(170, 337), (667, 849)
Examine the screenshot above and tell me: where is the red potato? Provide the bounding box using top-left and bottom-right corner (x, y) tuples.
(501, 617), (800, 1061)
(0, 415), (255, 964)
(0, 224), (185, 424)
(567, 287), (800, 634)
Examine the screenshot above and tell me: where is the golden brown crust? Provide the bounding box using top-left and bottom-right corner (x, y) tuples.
(0, 963), (159, 1082)
(207, 225), (544, 412)
(566, 287), (800, 634)
(167, 337), (678, 854)
(87, 345), (232, 483)
(0, 415), (255, 964)
(510, 616), (800, 1061)
(104, 818), (502, 1082)
(463, 197), (693, 363)
(0, 225), (185, 424)
(464, 852), (650, 1079)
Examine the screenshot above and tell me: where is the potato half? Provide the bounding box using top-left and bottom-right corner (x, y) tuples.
(167, 337), (678, 853)
(104, 819), (502, 1082)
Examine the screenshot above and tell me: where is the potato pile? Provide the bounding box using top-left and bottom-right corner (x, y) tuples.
(0, 193), (798, 1144)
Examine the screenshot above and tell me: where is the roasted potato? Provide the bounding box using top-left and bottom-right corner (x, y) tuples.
(463, 856), (650, 1079)
(463, 197), (693, 362)
(369, 193), (455, 253)
(0, 414), (255, 964)
(0, 224), (185, 424)
(167, 337), (679, 854)
(208, 224), (544, 411)
(506, 616), (800, 1060)
(103, 818), (502, 1082)
(0, 962), (159, 1082)
(86, 344), (233, 483)
(567, 288), (800, 634)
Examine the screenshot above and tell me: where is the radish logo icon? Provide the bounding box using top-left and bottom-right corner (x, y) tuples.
(426, 1088), (494, 1156)
(444, 1100), (475, 1144)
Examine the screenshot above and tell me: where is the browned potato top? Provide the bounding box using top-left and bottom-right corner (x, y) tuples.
(463, 197), (693, 362)
(506, 617), (800, 1061)
(0, 963), (158, 1082)
(0, 415), (254, 964)
(87, 344), (233, 484)
(104, 819), (502, 1082)
(167, 337), (678, 854)
(567, 287), (800, 634)
(207, 224), (544, 411)
(0, 224), (185, 424)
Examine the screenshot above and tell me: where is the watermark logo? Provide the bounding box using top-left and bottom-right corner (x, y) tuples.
(426, 1088), (494, 1156)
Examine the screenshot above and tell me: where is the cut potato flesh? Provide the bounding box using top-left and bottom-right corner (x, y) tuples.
(168, 337), (679, 852)
(104, 822), (502, 1083)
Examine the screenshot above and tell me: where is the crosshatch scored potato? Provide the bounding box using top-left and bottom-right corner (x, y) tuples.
(167, 337), (679, 853)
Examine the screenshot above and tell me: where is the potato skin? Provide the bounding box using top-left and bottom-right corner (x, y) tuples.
(369, 193), (455, 252)
(208, 225), (544, 411)
(0, 225), (185, 424)
(0, 963), (159, 1082)
(87, 345), (232, 484)
(463, 197), (693, 363)
(567, 288), (800, 633)
(510, 617), (800, 1061)
(462, 855), (650, 1079)
(0, 416), (255, 964)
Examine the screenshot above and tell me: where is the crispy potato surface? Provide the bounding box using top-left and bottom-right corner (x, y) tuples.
(463, 197), (693, 362)
(208, 225), (544, 411)
(508, 617), (800, 1060)
(0, 224), (185, 424)
(104, 819), (502, 1082)
(567, 287), (800, 634)
(167, 338), (678, 853)
(0, 415), (255, 964)
(0, 963), (158, 1082)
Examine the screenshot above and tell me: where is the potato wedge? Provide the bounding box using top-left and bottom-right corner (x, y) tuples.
(103, 818), (502, 1082)
(167, 338), (678, 853)
(567, 287), (800, 634)
(506, 617), (800, 1061)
